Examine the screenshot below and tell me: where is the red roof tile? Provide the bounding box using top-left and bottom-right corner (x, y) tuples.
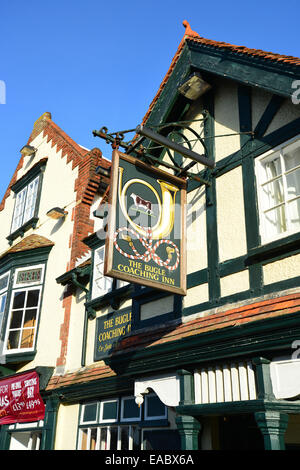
(0, 234), (54, 260)
(46, 292), (300, 391)
(141, 21), (300, 127)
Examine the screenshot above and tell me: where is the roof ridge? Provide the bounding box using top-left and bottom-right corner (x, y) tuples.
(140, 21), (300, 128)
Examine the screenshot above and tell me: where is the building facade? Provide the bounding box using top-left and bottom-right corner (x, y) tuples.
(1, 23), (300, 450)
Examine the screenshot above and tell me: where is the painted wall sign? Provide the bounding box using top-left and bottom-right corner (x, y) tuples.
(94, 307), (132, 360)
(0, 370), (45, 424)
(105, 150), (187, 295)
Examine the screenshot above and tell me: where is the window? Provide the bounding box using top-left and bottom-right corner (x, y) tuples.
(144, 393), (168, 420)
(92, 246), (128, 300)
(11, 176), (40, 234)
(0, 272), (10, 333)
(92, 246), (113, 299)
(256, 138), (300, 242)
(77, 395), (168, 451)
(3, 265), (44, 354)
(8, 420), (44, 450)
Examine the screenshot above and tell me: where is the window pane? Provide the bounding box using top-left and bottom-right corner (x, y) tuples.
(12, 291), (26, 309)
(23, 176), (39, 224)
(101, 400), (118, 421)
(100, 427), (108, 450)
(146, 395), (166, 418)
(262, 156), (281, 183)
(9, 310), (23, 329)
(7, 330), (20, 349)
(24, 309), (37, 328)
(264, 205), (286, 235)
(82, 403), (98, 423)
(121, 426), (129, 450)
(11, 187), (27, 233)
(286, 168), (300, 201)
(261, 178), (284, 210)
(0, 274), (9, 292)
(90, 428), (97, 450)
(80, 429), (88, 450)
(122, 397), (140, 420)
(110, 427), (118, 450)
(287, 198), (300, 231)
(132, 427), (141, 451)
(26, 290), (40, 308)
(284, 148), (300, 171)
(21, 328), (35, 348)
(0, 293), (7, 314)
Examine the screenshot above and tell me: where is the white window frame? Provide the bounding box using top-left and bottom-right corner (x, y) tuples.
(3, 264), (44, 355)
(11, 175), (40, 234)
(92, 246), (113, 299)
(0, 271), (10, 334)
(80, 402), (99, 425)
(99, 399), (119, 423)
(13, 264), (45, 289)
(255, 135), (300, 244)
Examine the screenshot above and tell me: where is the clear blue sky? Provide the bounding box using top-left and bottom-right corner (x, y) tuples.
(0, 0), (299, 201)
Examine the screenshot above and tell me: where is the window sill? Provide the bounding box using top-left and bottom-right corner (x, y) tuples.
(7, 217), (39, 245)
(3, 350), (36, 364)
(245, 231), (300, 265)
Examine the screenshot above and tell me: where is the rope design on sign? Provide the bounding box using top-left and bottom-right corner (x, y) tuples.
(113, 227), (180, 271)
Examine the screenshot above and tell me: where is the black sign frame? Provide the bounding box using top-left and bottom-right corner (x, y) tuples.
(104, 150), (187, 295)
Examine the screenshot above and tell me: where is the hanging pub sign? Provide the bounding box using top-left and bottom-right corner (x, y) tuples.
(104, 150), (187, 295)
(94, 307), (132, 360)
(0, 370), (45, 425)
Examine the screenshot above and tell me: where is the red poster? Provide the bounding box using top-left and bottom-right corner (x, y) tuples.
(0, 371), (45, 424)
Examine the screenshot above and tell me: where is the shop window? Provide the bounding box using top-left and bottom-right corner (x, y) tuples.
(256, 138), (300, 243)
(77, 395), (170, 451)
(10, 176), (40, 235)
(3, 265), (44, 354)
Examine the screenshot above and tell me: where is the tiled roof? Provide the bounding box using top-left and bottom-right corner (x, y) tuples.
(142, 21), (300, 126)
(46, 291), (300, 391)
(0, 234), (54, 259)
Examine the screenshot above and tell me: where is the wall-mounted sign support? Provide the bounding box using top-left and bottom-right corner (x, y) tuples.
(135, 125), (215, 169)
(104, 150), (187, 295)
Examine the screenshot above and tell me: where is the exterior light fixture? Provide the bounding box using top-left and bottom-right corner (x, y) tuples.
(135, 125), (215, 169)
(46, 207), (68, 219)
(20, 145), (37, 156)
(178, 72), (211, 100)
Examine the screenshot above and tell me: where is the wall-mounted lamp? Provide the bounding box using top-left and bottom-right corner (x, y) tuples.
(178, 72), (211, 100)
(46, 207), (68, 220)
(20, 145), (37, 156)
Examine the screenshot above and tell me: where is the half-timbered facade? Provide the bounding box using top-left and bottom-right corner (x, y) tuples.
(1, 22), (300, 450)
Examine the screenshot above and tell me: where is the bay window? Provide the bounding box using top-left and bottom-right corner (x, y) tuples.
(3, 265), (44, 354)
